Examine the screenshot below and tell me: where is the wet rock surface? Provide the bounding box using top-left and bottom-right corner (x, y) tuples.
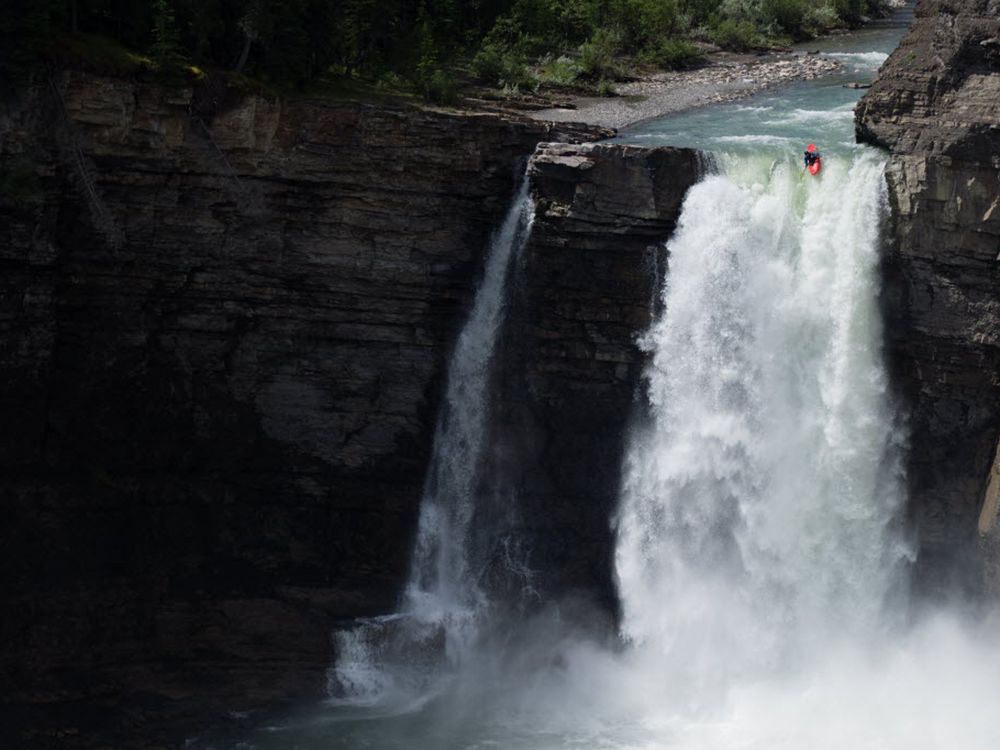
(489, 143), (702, 614)
(856, 0), (1000, 596)
(0, 71), (608, 748)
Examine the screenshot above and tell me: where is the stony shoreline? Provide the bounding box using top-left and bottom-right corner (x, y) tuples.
(529, 51), (843, 130)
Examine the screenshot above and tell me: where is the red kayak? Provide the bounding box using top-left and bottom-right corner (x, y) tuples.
(805, 143), (822, 175)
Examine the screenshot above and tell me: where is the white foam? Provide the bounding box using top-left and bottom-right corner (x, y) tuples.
(617, 150), (908, 678)
(826, 51), (890, 70)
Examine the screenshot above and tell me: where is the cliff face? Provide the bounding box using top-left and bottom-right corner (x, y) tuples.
(493, 143), (701, 614)
(0, 71), (705, 746)
(855, 0), (1000, 595)
(0, 71), (611, 746)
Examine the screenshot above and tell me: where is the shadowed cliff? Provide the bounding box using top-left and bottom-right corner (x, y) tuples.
(0, 70), (705, 747)
(856, 0), (1000, 598)
(0, 71), (615, 746)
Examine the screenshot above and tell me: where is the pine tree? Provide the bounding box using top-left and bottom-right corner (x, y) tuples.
(150, 0), (185, 68)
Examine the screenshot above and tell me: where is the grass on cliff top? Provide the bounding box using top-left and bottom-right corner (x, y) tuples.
(46, 33), (415, 106)
(223, 68), (424, 108)
(48, 33), (204, 82)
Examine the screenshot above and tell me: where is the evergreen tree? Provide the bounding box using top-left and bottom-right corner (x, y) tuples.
(235, 0), (269, 73)
(150, 0), (185, 67)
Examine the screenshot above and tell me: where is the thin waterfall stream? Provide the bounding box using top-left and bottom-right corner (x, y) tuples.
(329, 173), (536, 706)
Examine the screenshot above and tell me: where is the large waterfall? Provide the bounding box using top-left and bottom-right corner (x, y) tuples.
(617, 150), (908, 694)
(329, 175), (536, 704)
(481, 152), (1000, 749)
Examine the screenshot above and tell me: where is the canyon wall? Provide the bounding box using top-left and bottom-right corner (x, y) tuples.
(0, 71), (612, 746)
(855, 0), (1000, 597)
(0, 71), (705, 747)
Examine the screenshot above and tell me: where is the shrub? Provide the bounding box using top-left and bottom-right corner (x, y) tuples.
(422, 69), (459, 105)
(718, 0), (762, 22)
(578, 28), (622, 80)
(616, 0), (682, 49)
(805, 2), (840, 32)
(149, 0), (186, 68)
(641, 38), (704, 69)
(472, 41), (533, 88)
(535, 54), (583, 86)
(596, 78), (617, 96)
(374, 70), (405, 91)
(472, 43), (505, 83)
(762, 0), (810, 37)
(712, 18), (759, 50)
(833, 0), (868, 24)
(686, 0), (727, 26)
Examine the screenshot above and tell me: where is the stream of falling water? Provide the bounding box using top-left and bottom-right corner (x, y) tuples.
(616, 151), (908, 687)
(327, 173), (536, 706)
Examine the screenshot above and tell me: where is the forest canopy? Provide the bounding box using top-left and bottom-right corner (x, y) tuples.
(2, 0), (890, 98)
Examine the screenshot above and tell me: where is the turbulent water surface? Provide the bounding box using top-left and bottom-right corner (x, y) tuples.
(193, 5), (1000, 748)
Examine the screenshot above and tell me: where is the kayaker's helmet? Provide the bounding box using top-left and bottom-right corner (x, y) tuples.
(806, 143), (817, 152)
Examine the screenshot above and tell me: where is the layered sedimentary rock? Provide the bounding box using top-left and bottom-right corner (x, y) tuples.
(855, 0), (1000, 595)
(0, 70), (608, 746)
(490, 143), (701, 614)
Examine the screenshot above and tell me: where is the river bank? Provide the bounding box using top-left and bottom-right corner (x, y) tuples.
(519, 1), (913, 131)
(529, 51), (844, 129)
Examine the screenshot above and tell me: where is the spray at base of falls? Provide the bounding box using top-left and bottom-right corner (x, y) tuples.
(328, 175), (536, 705)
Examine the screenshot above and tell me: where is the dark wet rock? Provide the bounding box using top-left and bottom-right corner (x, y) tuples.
(488, 143), (702, 614)
(0, 70), (609, 747)
(856, 0), (1000, 597)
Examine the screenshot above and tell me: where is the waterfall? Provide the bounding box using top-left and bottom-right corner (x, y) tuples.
(329, 174), (536, 704)
(616, 150), (908, 689)
(198, 153), (1000, 750)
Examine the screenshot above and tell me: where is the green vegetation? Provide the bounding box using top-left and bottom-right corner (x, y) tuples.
(54, 33), (156, 76)
(0, 0), (893, 101)
(710, 19), (762, 52)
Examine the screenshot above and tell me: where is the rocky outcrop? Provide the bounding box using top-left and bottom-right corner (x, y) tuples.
(489, 143), (701, 614)
(856, 0), (1000, 596)
(0, 70), (609, 747)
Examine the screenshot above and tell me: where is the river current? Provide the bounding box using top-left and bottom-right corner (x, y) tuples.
(192, 5), (1000, 748)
